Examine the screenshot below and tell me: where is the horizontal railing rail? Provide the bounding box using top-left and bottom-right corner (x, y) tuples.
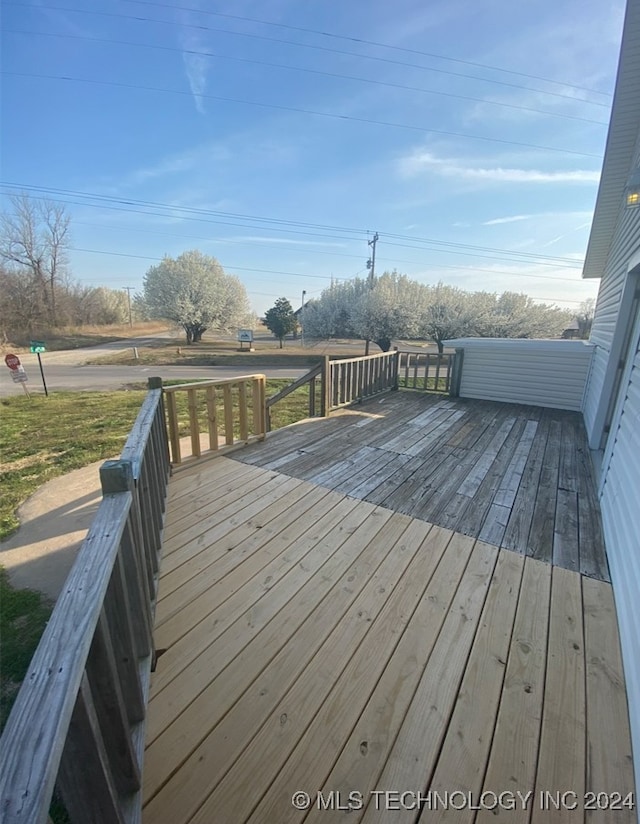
(329, 350), (399, 409)
(398, 351), (454, 393)
(265, 362), (323, 432)
(0, 378), (170, 824)
(163, 374), (267, 466)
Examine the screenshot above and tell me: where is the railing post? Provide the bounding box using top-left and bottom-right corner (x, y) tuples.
(392, 348), (399, 391)
(450, 348), (465, 397)
(321, 355), (331, 416)
(99, 460), (154, 648)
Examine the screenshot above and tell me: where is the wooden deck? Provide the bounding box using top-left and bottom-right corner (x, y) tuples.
(234, 392), (609, 581)
(142, 405), (635, 823)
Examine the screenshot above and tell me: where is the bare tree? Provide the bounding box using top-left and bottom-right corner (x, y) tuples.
(576, 297), (596, 339)
(0, 194), (70, 326)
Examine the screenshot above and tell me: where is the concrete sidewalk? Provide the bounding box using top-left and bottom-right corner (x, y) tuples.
(0, 462), (104, 600)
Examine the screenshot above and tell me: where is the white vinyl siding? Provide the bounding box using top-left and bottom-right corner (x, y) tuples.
(583, 133), (640, 444)
(599, 333), (640, 802)
(591, 204), (640, 350)
(583, 347), (609, 435)
(443, 339), (594, 411)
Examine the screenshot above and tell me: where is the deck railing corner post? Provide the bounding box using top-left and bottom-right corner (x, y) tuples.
(147, 376), (163, 390)
(99, 459), (135, 494)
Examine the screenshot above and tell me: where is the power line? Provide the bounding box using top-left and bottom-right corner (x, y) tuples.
(2, 71), (603, 159)
(1, 182), (586, 269)
(57, 220), (588, 283)
(69, 246), (589, 298)
(124, 0), (613, 99)
(69, 246), (350, 281)
(5, 3), (612, 108)
(5, 29), (609, 128)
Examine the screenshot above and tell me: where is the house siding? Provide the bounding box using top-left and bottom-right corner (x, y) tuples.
(599, 335), (640, 798)
(583, 131), (640, 442)
(444, 339), (593, 411)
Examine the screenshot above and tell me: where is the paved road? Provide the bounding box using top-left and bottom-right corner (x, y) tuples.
(0, 334), (311, 395)
(0, 334), (443, 395)
(0, 363), (307, 395)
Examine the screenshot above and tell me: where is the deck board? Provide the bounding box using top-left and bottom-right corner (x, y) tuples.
(143, 395), (632, 824)
(234, 394), (607, 581)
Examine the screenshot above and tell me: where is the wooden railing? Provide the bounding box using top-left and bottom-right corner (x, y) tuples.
(163, 374), (266, 466)
(266, 351), (405, 426)
(265, 362), (323, 432)
(0, 378), (170, 824)
(329, 350), (399, 409)
(398, 351), (454, 393)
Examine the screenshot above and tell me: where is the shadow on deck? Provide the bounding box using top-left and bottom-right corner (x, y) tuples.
(143, 392), (634, 823)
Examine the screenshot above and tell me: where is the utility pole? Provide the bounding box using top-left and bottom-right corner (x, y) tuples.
(364, 232), (379, 355)
(123, 287), (134, 328)
(301, 289), (306, 348)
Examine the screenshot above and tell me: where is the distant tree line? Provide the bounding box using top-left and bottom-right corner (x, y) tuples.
(301, 272), (578, 352)
(0, 194), (137, 342)
(2, 194), (590, 351)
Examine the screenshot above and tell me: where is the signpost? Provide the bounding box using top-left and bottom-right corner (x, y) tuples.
(30, 341), (49, 396)
(237, 329), (254, 351)
(4, 353), (30, 396)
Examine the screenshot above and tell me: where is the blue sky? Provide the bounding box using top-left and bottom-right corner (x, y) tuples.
(0, 0), (627, 317)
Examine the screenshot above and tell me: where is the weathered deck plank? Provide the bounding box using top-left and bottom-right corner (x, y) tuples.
(236, 395), (605, 580)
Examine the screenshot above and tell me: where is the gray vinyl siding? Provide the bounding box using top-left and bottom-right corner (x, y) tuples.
(444, 339), (593, 411)
(583, 346), (608, 435)
(590, 204), (640, 350)
(599, 337), (640, 800)
(583, 133), (640, 441)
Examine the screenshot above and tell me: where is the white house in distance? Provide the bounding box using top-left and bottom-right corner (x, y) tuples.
(581, 0), (640, 794)
(446, 0), (640, 793)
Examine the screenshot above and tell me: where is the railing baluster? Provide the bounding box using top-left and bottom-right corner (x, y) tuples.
(206, 386), (219, 451)
(165, 391), (181, 465)
(187, 388), (201, 457)
(223, 384), (234, 445)
(238, 381), (249, 442)
(104, 553), (145, 724)
(309, 374), (316, 417)
(118, 516), (153, 660)
(85, 612), (141, 795)
(251, 379), (262, 436)
(57, 675), (126, 824)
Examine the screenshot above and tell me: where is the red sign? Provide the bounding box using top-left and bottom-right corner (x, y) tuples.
(4, 353), (20, 370)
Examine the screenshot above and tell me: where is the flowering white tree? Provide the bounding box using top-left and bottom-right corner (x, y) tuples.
(302, 272), (572, 351)
(142, 250), (250, 343)
(303, 272), (428, 351)
(472, 291), (572, 339)
(418, 283), (474, 353)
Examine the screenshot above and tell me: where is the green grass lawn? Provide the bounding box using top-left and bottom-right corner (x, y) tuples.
(0, 390), (147, 540)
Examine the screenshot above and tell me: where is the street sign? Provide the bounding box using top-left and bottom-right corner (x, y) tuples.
(237, 329), (253, 342)
(4, 353), (20, 370)
(30, 341), (46, 353)
(11, 367), (28, 383)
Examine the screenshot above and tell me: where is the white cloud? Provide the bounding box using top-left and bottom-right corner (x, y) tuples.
(483, 214), (534, 225)
(181, 49), (208, 115)
(221, 236), (347, 248)
(177, 6), (210, 115)
(400, 151), (601, 184)
(483, 210), (592, 225)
